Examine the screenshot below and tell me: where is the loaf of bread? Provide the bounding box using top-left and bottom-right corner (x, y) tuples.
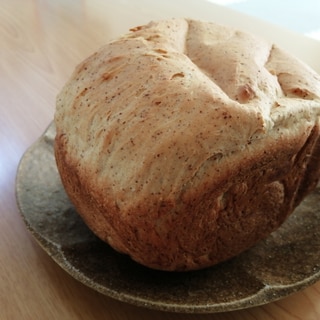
(54, 18), (320, 271)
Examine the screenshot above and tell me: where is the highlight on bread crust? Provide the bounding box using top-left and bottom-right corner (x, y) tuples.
(54, 18), (320, 271)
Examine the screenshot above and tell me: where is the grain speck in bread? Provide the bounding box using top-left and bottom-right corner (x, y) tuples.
(54, 19), (320, 271)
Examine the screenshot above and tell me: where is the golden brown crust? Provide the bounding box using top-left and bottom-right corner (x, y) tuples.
(54, 19), (320, 271)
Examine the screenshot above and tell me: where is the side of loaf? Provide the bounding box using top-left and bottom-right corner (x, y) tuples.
(54, 18), (320, 271)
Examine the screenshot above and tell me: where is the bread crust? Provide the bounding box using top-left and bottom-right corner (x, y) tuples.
(54, 19), (320, 271)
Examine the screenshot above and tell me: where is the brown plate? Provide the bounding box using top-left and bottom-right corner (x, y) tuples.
(16, 122), (320, 313)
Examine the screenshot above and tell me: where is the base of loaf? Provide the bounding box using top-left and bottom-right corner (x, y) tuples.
(55, 123), (320, 271)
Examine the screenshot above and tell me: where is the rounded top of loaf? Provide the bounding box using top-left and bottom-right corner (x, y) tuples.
(55, 19), (320, 210)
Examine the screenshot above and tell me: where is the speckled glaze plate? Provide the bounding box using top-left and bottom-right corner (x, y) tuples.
(16, 122), (320, 313)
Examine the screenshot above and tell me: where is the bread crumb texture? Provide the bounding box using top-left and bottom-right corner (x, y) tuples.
(55, 19), (320, 271)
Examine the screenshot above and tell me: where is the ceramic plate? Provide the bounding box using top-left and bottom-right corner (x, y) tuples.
(16, 122), (320, 313)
